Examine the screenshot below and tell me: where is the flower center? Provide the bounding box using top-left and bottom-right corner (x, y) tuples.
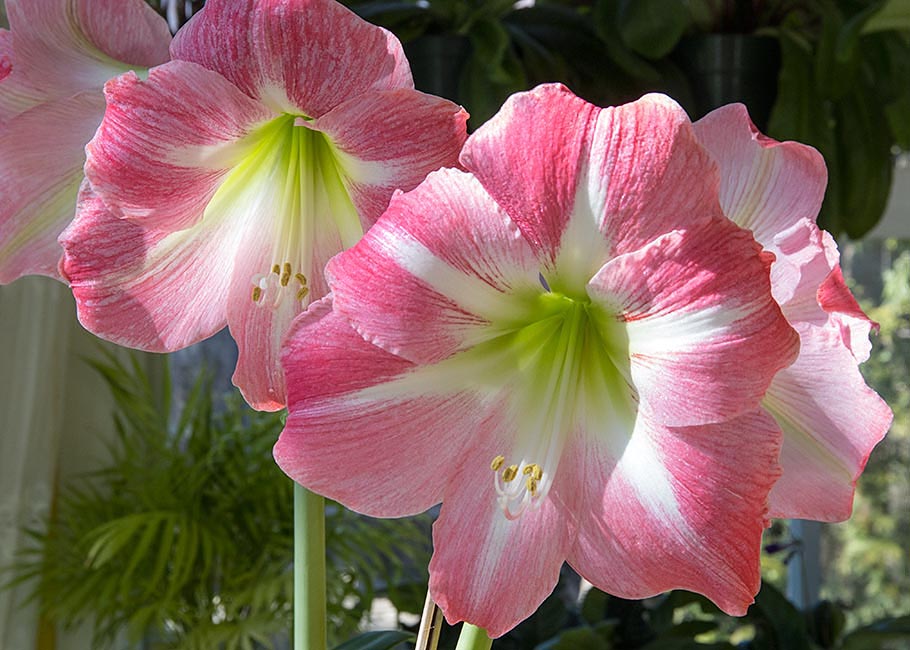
(205, 114), (361, 310)
(487, 288), (633, 519)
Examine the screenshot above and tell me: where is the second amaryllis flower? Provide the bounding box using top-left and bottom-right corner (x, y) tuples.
(275, 84), (799, 636)
(60, 0), (468, 410)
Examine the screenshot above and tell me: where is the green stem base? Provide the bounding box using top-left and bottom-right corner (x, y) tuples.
(294, 483), (326, 650)
(455, 624), (493, 650)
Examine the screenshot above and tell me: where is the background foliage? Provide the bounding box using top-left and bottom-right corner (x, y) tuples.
(5, 353), (432, 649)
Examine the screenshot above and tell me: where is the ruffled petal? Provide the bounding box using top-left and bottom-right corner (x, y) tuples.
(329, 168), (544, 365)
(275, 300), (489, 516)
(458, 84), (596, 263)
(170, 0), (412, 117)
(568, 410), (782, 615)
(0, 92), (105, 283)
(588, 217), (798, 427)
(461, 87), (720, 290)
(765, 324), (892, 521)
(60, 184), (238, 351)
(310, 88), (467, 224)
(580, 92), (720, 258)
(6, 0), (170, 96)
(429, 431), (580, 638)
(85, 61), (275, 232)
(693, 103), (827, 248)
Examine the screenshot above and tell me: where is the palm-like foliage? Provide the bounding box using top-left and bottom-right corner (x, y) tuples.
(6, 351), (431, 649)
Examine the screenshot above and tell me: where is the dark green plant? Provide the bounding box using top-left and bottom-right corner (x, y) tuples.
(341, 0), (619, 127)
(4, 351), (432, 649)
(593, 0), (910, 240)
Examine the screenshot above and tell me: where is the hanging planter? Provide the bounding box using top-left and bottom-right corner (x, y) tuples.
(404, 33), (472, 104)
(674, 33), (780, 131)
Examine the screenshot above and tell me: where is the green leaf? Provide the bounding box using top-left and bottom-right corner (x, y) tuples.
(832, 84), (894, 239)
(748, 582), (812, 650)
(331, 630), (414, 650)
(592, 0), (662, 82)
(886, 91), (910, 149)
(617, 0), (692, 60)
(536, 626), (611, 650)
(863, 0), (910, 33)
(580, 587), (610, 625)
(841, 615), (910, 649)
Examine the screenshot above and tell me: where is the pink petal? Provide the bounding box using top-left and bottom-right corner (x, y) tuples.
(0, 92), (105, 283)
(765, 218), (832, 324)
(458, 84), (596, 261)
(6, 0), (170, 97)
(581, 93), (720, 257)
(461, 86), (719, 276)
(766, 324), (892, 521)
(693, 103), (827, 249)
(224, 192), (342, 411)
(818, 264), (878, 362)
(0, 30), (34, 124)
(310, 88), (467, 224)
(60, 184), (236, 351)
(568, 410), (782, 615)
(771, 220), (876, 361)
(0, 30), (11, 83)
(429, 431), (580, 638)
(275, 300), (485, 516)
(588, 217), (799, 427)
(328, 168), (543, 365)
(170, 0), (412, 117)
(85, 61), (275, 232)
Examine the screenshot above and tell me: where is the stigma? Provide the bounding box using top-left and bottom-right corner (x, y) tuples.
(250, 263), (309, 306)
(490, 455), (547, 520)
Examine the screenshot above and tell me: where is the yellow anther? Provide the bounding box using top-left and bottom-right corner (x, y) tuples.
(532, 465), (543, 481)
(526, 477), (539, 496)
(296, 286), (310, 301)
(490, 455), (505, 471)
(295, 273), (308, 286)
(502, 465), (519, 482)
(251, 286), (263, 303)
(280, 262), (292, 286)
(272, 264), (281, 275)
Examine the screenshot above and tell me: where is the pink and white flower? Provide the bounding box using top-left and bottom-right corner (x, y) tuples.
(0, 0), (171, 282)
(60, 0), (468, 410)
(693, 105), (892, 521)
(275, 85), (799, 636)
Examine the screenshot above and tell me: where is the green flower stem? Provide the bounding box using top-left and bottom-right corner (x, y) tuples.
(294, 482), (326, 650)
(455, 624), (493, 650)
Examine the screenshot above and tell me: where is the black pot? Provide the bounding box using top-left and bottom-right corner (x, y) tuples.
(674, 34), (781, 130)
(403, 34), (471, 105)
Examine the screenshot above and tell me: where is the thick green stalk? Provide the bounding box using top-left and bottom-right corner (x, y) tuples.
(295, 482), (326, 650)
(455, 624), (493, 650)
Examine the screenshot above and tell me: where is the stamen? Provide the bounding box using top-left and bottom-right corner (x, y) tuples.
(250, 264), (311, 308)
(491, 458), (550, 520)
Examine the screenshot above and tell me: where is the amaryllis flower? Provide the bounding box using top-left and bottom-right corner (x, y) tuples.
(693, 106), (892, 521)
(0, 0), (171, 282)
(275, 84), (799, 636)
(60, 0), (468, 410)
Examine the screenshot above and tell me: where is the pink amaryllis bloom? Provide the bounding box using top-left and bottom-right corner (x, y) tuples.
(60, 0), (468, 410)
(0, 0), (171, 282)
(275, 84), (800, 636)
(693, 106), (892, 522)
